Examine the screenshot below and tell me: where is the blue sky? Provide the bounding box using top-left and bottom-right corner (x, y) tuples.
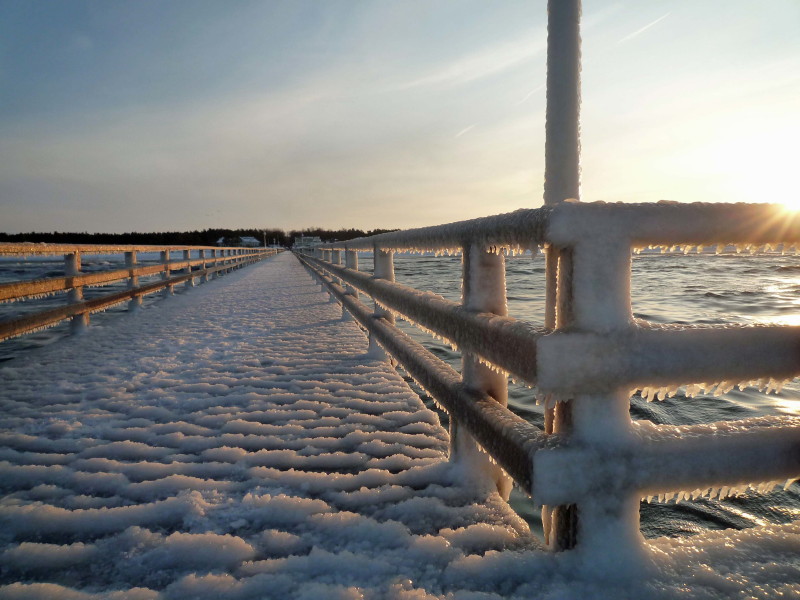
(1, 0), (798, 233)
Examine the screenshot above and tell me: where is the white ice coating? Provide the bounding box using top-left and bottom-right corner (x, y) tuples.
(536, 324), (800, 395)
(546, 201), (800, 248)
(533, 415), (800, 507)
(2, 252), (799, 598)
(321, 208), (551, 254)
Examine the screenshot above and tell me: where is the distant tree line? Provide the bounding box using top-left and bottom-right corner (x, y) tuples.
(0, 227), (399, 248)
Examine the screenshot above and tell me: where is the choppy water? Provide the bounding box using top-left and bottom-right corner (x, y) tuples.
(2, 251), (799, 541)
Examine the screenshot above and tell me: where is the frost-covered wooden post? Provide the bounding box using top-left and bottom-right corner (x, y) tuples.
(542, 0), (582, 550)
(341, 248), (358, 321)
(125, 251), (142, 310)
(183, 249), (194, 288)
(570, 233), (638, 560)
(331, 250), (342, 285)
(65, 252), (89, 332)
(369, 246), (394, 356)
(455, 244), (512, 499)
(200, 250), (210, 283)
(161, 250), (173, 296)
(322, 250), (337, 303)
(345, 249), (358, 298)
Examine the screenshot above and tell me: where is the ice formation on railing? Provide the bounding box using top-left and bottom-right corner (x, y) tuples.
(300, 200), (800, 563)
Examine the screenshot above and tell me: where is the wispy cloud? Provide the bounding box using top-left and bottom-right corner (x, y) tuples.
(515, 83), (545, 106)
(617, 12), (671, 44)
(396, 32), (546, 91)
(455, 124), (477, 138)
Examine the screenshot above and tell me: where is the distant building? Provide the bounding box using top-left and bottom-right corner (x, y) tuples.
(293, 235), (322, 249)
(239, 236), (261, 247)
(216, 236), (262, 247)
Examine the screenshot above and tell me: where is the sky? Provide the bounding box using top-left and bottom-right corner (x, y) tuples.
(1, 0), (799, 234)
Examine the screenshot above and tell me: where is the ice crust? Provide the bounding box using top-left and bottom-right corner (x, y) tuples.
(2, 253), (798, 598)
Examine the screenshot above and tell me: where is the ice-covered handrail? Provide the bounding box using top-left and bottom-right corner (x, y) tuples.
(0, 245), (281, 341)
(316, 202), (800, 254)
(0, 242), (231, 255)
(302, 255), (545, 386)
(321, 208), (551, 253)
(298, 199), (800, 560)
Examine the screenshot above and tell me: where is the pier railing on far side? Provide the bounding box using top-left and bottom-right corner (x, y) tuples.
(0, 243), (280, 341)
(296, 201), (800, 562)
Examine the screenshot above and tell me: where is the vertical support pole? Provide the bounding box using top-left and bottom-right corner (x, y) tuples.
(567, 239), (638, 562)
(452, 244), (512, 499)
(324, 247), (338, 304)
(344, 249), (359, 298)
(183, 249), (193, 288)
(125, 251), (142, 310)
(65, 252), (89, 332)
(200, 250), (209, 283)
(544, 0), (581, 207)
(368, 247), (394, 357)
(541, 0), (582, 551)
(544, 247), (577, 550)
(332, 249), (342, 285)
(161, 250), (173, 296)
(342, 249), (358, 321)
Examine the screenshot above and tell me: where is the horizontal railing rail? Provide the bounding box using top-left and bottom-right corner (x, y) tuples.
(0, 244), (281, 341)
(296, 200), (800, 557)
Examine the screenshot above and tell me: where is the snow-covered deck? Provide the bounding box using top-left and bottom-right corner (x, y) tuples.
(1, 253), (798, 599)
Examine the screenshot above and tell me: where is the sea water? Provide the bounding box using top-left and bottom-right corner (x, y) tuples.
(2, 250), (799, 540)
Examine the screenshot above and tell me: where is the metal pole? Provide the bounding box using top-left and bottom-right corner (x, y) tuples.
(542, 0), (582, 550)
(544, 0), (581, 206)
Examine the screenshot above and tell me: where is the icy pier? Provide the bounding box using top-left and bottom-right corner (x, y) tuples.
(0, 252), (535, 598)
(1, 252), (798, 599)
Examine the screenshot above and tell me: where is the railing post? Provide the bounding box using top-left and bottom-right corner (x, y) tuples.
(344, 249), (358, 298)
(453, 244), (512, 498)
(161, 250), (172, 296)
(65, 252), (89, 332)
(342, 248), (359, 321)
(331, 249), (342, 285)
(569, 238), (639, 561)
(183, 249), (194, 288)
(322, 249), (337, 303)
(368, 246), (394, 357)
(200, 250), (209, 283)
(125, 251), (142, 310)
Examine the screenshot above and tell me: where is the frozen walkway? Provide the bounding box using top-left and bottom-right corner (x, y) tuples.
(0, 252), (533, 599)
(2, 253), (798, 599)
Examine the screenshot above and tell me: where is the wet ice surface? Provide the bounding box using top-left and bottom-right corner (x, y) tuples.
(1, 253), (798, 599)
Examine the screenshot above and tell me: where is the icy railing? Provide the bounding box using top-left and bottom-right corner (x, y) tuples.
(295, 201), (800, 561)
(0, 243), (280, 340)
